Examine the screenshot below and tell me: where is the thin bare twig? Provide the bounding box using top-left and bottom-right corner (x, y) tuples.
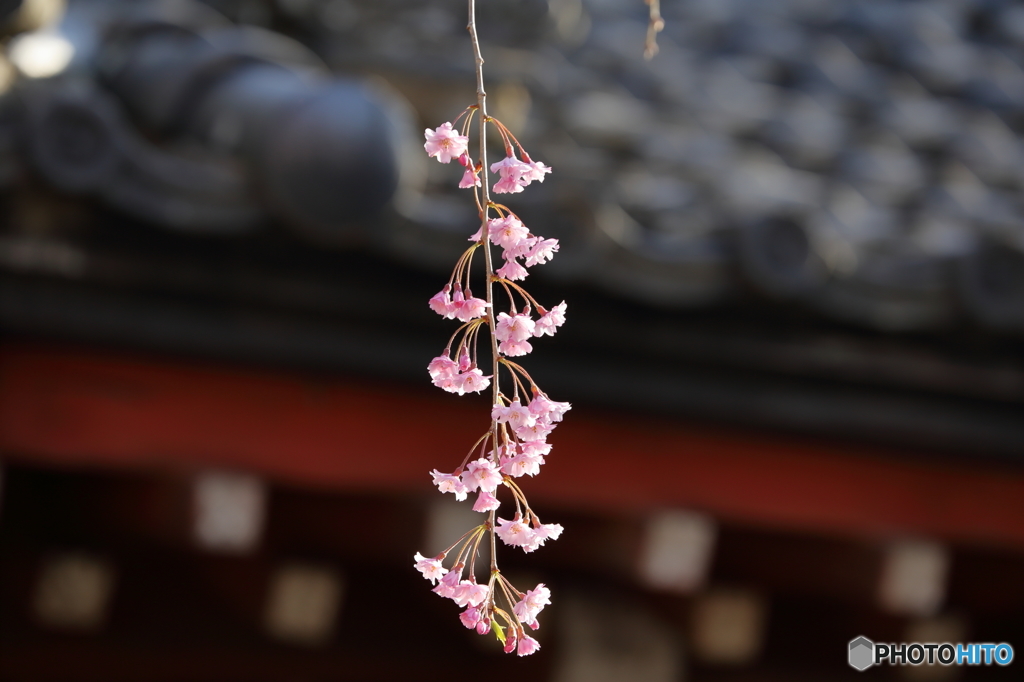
(644, 0), (664, 60)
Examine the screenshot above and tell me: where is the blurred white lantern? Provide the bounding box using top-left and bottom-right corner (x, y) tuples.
(690, 588), (768, 666)
(193, 471), (266, 553)
(879, 540), (949, 616)
(638, 510), (716, 593)
(554, 589), (684, 682)
(264, 563), (343, 645)
(902, 614), (968, 681)
(33, 552), (115, 631)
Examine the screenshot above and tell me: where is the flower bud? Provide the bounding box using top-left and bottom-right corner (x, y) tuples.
(503, 628), (517, 654)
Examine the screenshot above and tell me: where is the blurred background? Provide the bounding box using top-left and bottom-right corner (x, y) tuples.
(0, 0), (1023, 679)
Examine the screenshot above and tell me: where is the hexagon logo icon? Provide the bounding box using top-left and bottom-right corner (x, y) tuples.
(849, 636), (875, 671)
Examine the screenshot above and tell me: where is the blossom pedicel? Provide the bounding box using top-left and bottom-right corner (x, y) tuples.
(413, 0), (569, 656)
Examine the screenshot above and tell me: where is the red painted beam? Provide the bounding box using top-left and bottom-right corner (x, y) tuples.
(2, 344), (1023, 549)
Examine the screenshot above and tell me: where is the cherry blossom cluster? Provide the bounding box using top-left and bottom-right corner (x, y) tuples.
(413, 6), (568, 656)
(415, 549), (551, 655)
(424, 121), (551, 196)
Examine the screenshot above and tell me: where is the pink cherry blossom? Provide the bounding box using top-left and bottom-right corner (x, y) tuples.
(433, 372), (463, 393)
(499, 338), (533, 357)
(449, 286), (465, 318)
(455, 296), (489, 322)
(476, 618), (491, 635)
(495, 313), (536, 342)
(528, 393), (571, 422)
(524, 583), (552, 611)
(427, 355), (457, 380)
(500, 450), (545, 477)
(503, 628), (518, 653)
(523, 523), (563, 553)
(520, 439), (552, 457)
(413, 552), (448, 584)
(453, 580), (489, 608)
(492, 399), (535, 430)
(490, 155), (550, 195)
(487, 216), (530, 251)
(457, 368), (491, 394)
(463, 458), (502, 493)
(517, 452), (547, 476)
(533, 301), (567, 337)
(431, 470), (468, 501)
(496, 258), (528, 281)
(524, 238), (559, 267)
(517, 634), (541, 656)
(490, 155), (531, 179)
(502, 236), (534, 260)
(459, 606), (481, 629)
(490, 156), (533, 194)
(424, 122), (469, 164)
(523, 160), (552, 184)
(544, 301), (567, 326)
(459, 168), (482, 188)
(499, 453), (521, 477)
(513, 583), (551, 626)
(493, 174), (524, 194)
(432, 563), (463, 599)
(473, 490), (501, 512)
(428, 288), (454, 317)
(514, 420), (554, 442)
(496, 516), (534, 547)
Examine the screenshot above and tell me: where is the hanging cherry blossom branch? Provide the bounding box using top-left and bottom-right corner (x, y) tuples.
(412, 0), (568, 657)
